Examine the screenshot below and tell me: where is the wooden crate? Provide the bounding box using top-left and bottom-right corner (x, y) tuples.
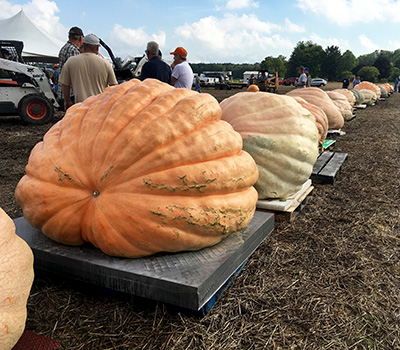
(257, 180), (314, 222)
(311, 151), (348, 184)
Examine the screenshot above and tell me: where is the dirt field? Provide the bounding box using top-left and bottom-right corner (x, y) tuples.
(1, 82), (399, 349)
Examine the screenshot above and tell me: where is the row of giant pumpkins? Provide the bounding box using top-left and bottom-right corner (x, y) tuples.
(0, 78), (393, 349)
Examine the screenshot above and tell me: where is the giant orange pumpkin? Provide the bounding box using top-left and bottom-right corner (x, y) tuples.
(287, 87), (344, 130)
(332, 89), (356, 106)
(326, 91), (353, 121)
(354, 81), (381, 99)
(220, 92), (319, 199)
(15, 79), (259, 258)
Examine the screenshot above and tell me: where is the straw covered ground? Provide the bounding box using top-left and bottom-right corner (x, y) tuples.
(0, 83), (399, 349)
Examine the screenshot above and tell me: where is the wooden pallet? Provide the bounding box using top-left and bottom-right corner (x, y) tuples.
(354, 104), (367, 109)
(256, 180), (314, 222)
(311, 151), (348, 184)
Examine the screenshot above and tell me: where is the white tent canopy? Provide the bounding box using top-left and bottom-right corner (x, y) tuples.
(0, 10), (64, 63)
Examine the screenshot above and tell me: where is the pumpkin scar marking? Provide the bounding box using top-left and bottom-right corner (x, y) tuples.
(54, 166), (88, 187)
(100, 165), (114, 182)
(151, 205), (249, 234)
(54, 166), (77, 185)
(143, 173), (217, 193)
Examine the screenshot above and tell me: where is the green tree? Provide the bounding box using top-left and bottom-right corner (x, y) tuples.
(391, 49), (400, 68)
(388, 67), (400, 82)
(358, 52), (378, 66)
(373, 55), (392, 79)
(341, 50), (358, 73)
(260, 55), (287, 77)
(357, 66), (380, 82)
(321, 46), (342, 81)
(286, 41), (324, 78)
(342, 70), (353, 80)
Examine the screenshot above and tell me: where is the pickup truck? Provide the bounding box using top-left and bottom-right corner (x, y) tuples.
(198, 74), (219, 86)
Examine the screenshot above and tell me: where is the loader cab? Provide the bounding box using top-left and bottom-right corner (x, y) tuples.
(254, 69), (279, 93)
(0, 40), (25, 63)
(0, 41), (32, 85)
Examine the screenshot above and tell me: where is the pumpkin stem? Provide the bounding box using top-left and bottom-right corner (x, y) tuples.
(92, 190), (100, 197)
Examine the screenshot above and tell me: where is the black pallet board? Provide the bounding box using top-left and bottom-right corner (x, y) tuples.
(311, 151), (348, 184)
(14, 211), (274, 312)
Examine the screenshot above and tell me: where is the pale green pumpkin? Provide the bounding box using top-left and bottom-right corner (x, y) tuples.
(220, 92), (319, 199)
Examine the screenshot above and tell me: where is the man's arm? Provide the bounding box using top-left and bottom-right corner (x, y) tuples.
(171, 76), (177, 86)
(62, 84), (72, 110)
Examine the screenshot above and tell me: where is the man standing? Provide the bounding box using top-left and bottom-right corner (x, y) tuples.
(140, 41), (171, 84)
(60, 34), (117, 110)
(295, 66), (307, 89)
(342, 75), (350, 89)
(58, 27), (84, 110)
(304, 67), (312, 87)
(52, 64), (60, 94)
(170, 47), (193, 89)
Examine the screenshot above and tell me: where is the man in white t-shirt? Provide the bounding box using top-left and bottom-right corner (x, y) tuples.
(170, 47), (193, 89)
(295, 66), (307, 89)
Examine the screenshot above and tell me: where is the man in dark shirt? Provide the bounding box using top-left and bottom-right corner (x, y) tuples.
(139, 41), (171, 84)
(342, 75), (350, 89)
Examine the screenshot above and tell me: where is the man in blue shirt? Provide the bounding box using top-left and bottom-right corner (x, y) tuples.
(140, 41), (171, 84)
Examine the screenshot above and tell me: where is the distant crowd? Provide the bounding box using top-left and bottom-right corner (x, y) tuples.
(54, 26), (195, 111)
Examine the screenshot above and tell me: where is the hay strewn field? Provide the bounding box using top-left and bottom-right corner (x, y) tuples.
(0, 82), (399, 349)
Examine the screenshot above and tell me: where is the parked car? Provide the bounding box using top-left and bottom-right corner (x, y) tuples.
(311, 78), (327, 87)
(282, 77), (298, 86)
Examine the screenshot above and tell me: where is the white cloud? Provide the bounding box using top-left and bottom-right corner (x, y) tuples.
(109, 24), (167, 58)
(308, 33), (350, 51)
(175, 14), (295, 62)
(225, 0), (259, 10)
(284, 18), (306, 33)
(296, 0), (400, 25)
(359, 34), (379, 52)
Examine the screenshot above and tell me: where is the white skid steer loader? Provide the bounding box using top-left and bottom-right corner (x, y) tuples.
(0, 40), (59, 124)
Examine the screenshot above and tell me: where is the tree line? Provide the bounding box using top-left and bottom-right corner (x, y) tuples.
(190, 41), (400, 83)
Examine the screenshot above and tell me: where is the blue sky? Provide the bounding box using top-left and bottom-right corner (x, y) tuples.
(1, 0), (400, 63)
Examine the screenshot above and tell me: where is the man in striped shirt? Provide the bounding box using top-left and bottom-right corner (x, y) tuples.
(58, 27), (84, 110)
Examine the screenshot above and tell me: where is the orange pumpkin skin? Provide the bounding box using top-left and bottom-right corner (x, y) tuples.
(332, 88), (356, 106)
(220, 92), (319, 199)
(287, 87), (344, 130)
(247, 84), (259, 92)
(354, 81), (381, 99)
(15, 79), (259, 258)
(326, 91), (354, 121)
(291, 96), (329, 143)
(0, 208), (34, 350)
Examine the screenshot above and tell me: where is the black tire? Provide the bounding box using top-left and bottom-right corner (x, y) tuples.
(18, 94), (54, 125)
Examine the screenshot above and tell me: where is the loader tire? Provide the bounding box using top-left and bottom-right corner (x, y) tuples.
(19, 94), (54, 125)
